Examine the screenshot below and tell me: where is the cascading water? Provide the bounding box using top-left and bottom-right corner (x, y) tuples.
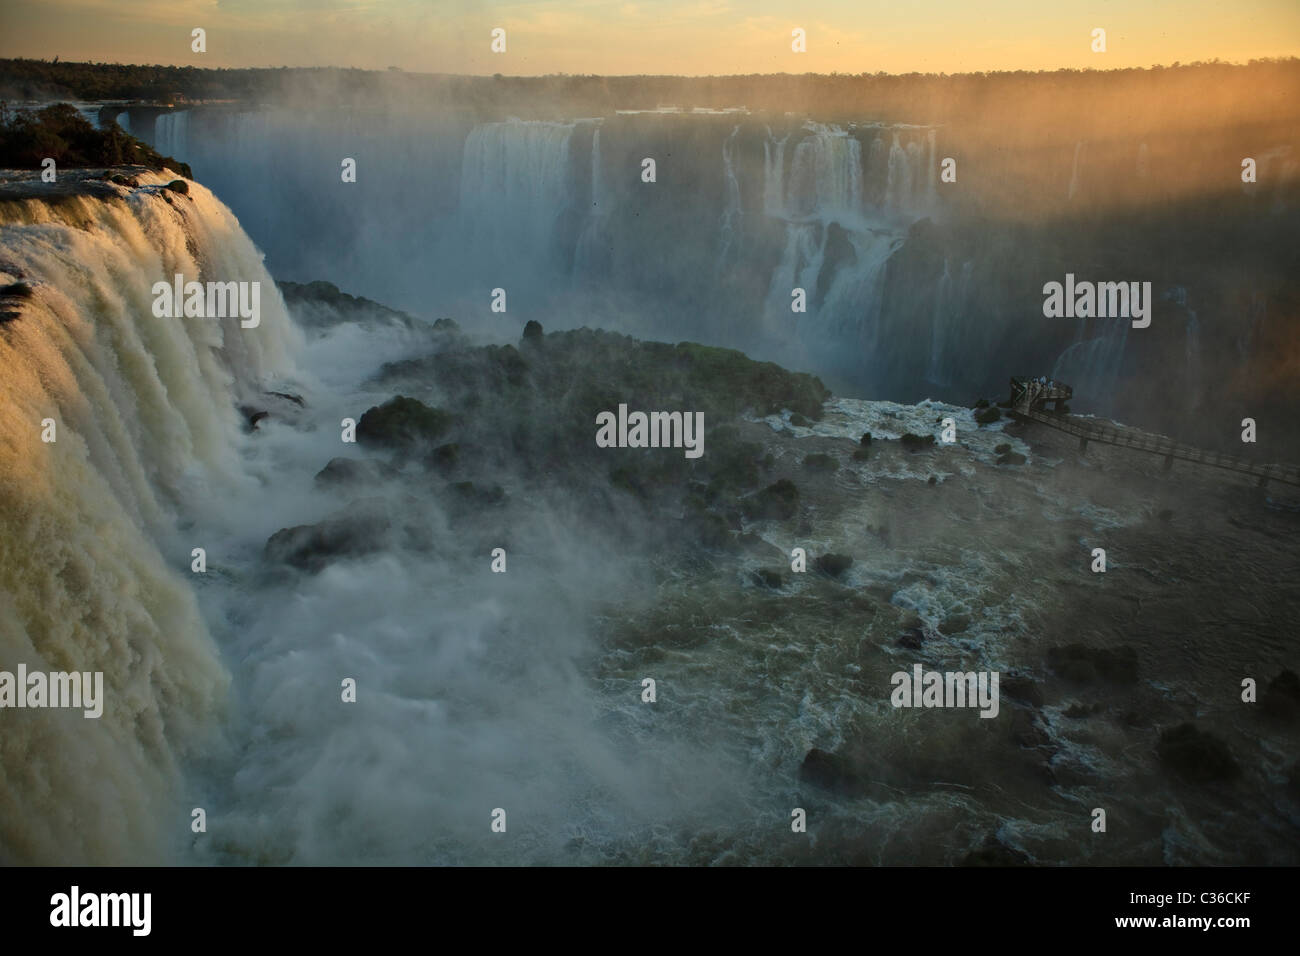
(0, 171), (301, 864)
(459, 120), (575, 272)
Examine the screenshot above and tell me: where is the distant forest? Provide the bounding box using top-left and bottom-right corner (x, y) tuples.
(0, 103), (191, 175)
(2, 57), (1298, 128)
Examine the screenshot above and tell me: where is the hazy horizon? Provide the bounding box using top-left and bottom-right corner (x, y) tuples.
(1, 0), (1298, 77)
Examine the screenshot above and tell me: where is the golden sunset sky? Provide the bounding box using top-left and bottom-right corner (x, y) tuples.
(1, 0), (1298, 75)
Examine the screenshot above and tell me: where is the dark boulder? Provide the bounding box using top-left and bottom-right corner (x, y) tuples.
(742, 479), (800, 521)
(265, 514), (389, 572)
(164, 179), (189, 195)
(900, 432), (935, 451)
(975, 406), (1001, 425)
(1156, 723), (1240, 783)
(799, 748), (867, 796)
(1262, 669), (1300, 720)
(814, 553), (854, 579)
(960, 840), (1030, 866)
(751, 568), (783, 590)
(357, 396), (453, 450)
(1000, 672), (1045, 708)
(314, 457), (398, 488)
(1046, 644), (1138, 684)
(997, 451), (1028, 466)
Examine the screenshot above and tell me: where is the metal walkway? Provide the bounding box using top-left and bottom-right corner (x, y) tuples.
(1007, 378), (1300, 489)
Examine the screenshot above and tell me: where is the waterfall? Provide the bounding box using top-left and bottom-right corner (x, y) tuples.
(1068, 140), (1085, 201)
(717, 124), (743, 270)
(762, 130), (788, 217)
(884, 133), (914, 213)
(574, 125), (607, 279)
(784, 123), (863, 222)
(459, 120), (575, 266)
(154, 111), (190, 162)
(0, 172), (300, 864)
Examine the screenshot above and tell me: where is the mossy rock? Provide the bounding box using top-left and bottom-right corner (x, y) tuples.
(741, 479), (800, 520)
(265, 514), (389, 572)
(974, 398), (990, 409)
(357, 396), (454, 449)
(314, 457), (398, 487)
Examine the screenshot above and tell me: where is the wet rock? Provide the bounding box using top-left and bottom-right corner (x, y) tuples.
(896, 626), (925, 650)
(814, 553), (854, 579)
(751, 568), (783, 590)
(1009, 708), (1052, 749)
(265, 513), (389, 572)
(238, 406), (269, 432)
(961, 839), (1030, 866)
(1157, 723), (1240, 783)
(790, 413), (811, 427)
(522, 319), (544, 341)
(996, 451), (1027, 466)
(927, 475), (937, 485)
(859, 432), (872, 445)
(164, 179), (189, 195)
(1047, 644), (1138, 685)
(1, 281), (34, 298)
(265, 391), (305, 406)
(803, 452), (837, 472)
(1063, 703), (1100, 718)
(994, 443), (1012, 455)
(357, 395), (453, 450)
(1000, 672), (1045, 708)
(900, 432), (935, 451)
(314, 457), (398, 487)
(1262, 669), (1300, 720)
(975, 406), (1001, 425)
(800, 748), (867, 796)
(742, 479), (799, 521)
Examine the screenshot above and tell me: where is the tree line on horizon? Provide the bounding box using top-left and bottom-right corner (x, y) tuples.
(0, 56), (1297, 125)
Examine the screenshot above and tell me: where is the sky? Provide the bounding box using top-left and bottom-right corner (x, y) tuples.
(1, 0), (1298, 75)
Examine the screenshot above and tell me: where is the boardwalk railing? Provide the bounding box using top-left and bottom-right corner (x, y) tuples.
(1014, 406), (1300, 488)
